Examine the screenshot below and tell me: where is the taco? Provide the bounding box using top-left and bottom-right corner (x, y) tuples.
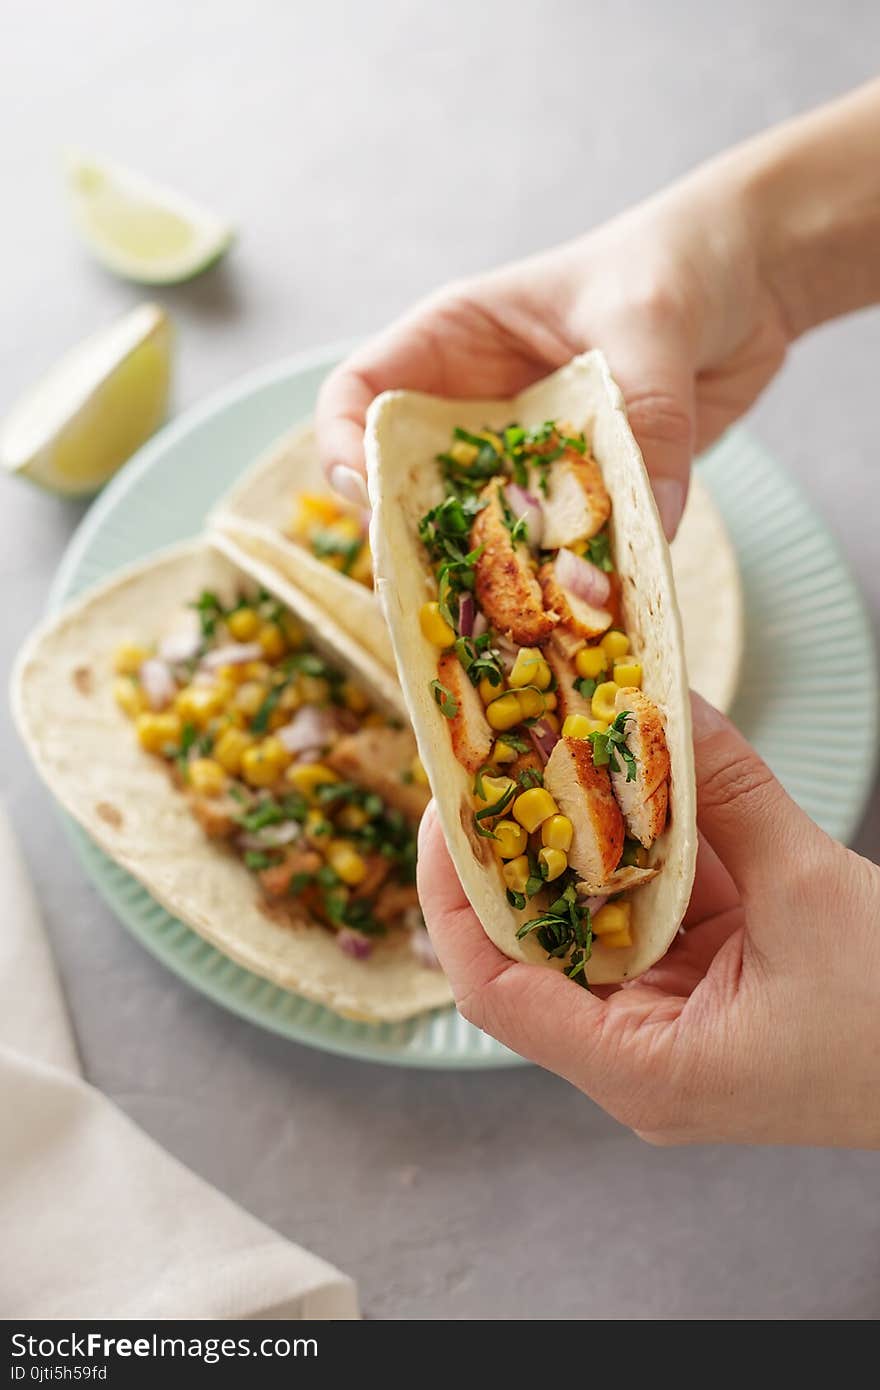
(211, 423), (396, 675)
(366, 351), (697, 986)
(12, 537), (451, 1022)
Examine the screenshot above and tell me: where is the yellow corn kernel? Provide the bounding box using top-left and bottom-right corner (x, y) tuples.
(113, 677), (146, 718)
(241, 739), (288, 788)
(329, 515), (362, 543)
(592, 902), (632, 942)
(538, 846), (567, 882)
(502, 854), (531, 894)
(268, 707), (289, 731)
(280, 612), (305, 648)
(491, 820), (528, 859)
(298, 674), (330, 706)
(175, 685), (224, 727)
(349, 543), (373, 587)
(258, 623), (287, 660)
(286, 762), (339, 798)
(343, 681), (370, 714)
(419, 602), (455, 647)
(410, 755), (430, 787)
(613, 661), (643, 689)
(188, 758), (226, 797)
(295, 493), (342, 528)
(601, 928), (633, 949)
(562, 712), (600, 739)
(591, 681), (619, 723)
(213, 726), (253, 775)
(227, 607), (260, 641)
(512, 787), (558, 833)
(135, 711), (182, 754)
(243, 660), (271, 682)
(279, 682), (302, 713)
(326, 840), (367, 886)
(543, 691), (558, 711)
(509, 648), (552, 691)
(337, 803), (369, 831)
(479, 430), (504, 453)
(516, 687), (546, 719)
(479, 675), (504, 704)
(473, 775), (517, 813)
(543, 712), (560, 734)
(449, 439), (479, 466)
(574, 646), (608, 680)
(234, 681), (269, 717)
(600, 630), (630, 661)
(490, 739), (518, 765)
(214, 663), (244, 687)
(542, 814), (573, 852)
(304, 809), (333, 844)
(113, 641), (150, 675)
(486, 692), (523, 731)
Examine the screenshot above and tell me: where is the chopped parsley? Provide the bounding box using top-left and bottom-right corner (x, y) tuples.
(453, 632), (504, 690)
(516, 881), (593, 985)
(191, 590), (225, 641)
(589, 710), (637, 782)
(311, 528), (363, 575)
(430, 679), (459, 720)
(586, 532), (614, 573)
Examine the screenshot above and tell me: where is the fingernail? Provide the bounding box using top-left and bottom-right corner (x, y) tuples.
(690, 691), (727, 740)
(653, 479), (685, 541)
(330, 465), (369, 507)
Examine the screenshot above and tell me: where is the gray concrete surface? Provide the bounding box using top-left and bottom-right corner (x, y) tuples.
(2, 2), (879, 1319)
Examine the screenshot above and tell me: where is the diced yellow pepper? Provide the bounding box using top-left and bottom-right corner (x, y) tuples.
(490, 739), (518, 765)
(613, 662), (643, 689)
(562, 713), (603, 739)
(326, 840), (367, 886)
(449, 439), (479, 466)
(574, 646), (608, 680)
(542, 814), (573, 852)
(410, 755), (430, 787)
(419, 601), (455, 647)
(113, 641), (150, 676)
(135, 711), (182, 754)
(516, 687), (546, 719)
(486, 692), (523, 731)
(234, 681), (269, 717)
(188, 758), (226, 797)
(600, 631), (630, 661)
(342, 680), (370, 713)
(592, 902), (632, 942)
(491, 820), (528, 860)
(591, 681), (619, 724)
(213, 726), (253, 775)
(258, 623), (287, 660)
(509, 648), (552, 691)
(286, 762), (339, 798)
(479, 675), (504, 704)
(227, 607), (260, 641)
(473, 775), (516, 813)
(538, 847), (567, 882)
(113, 677), (146, 718)
(512, 787), (558, 833)
(501, 854), (531, 894)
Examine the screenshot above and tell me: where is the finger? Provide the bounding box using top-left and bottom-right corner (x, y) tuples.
(314, 363), (373, 497)
(690, 691), (807, 897)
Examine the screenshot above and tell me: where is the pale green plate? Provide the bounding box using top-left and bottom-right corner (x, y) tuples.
(49, 344), (878, 1067)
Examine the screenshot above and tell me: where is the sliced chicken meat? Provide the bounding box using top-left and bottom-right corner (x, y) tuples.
(326, 726), (430, 820)
(581, 863), (660, 896)
(543, 736), (624, 891)
(374, 881), (421, 926)
(189, 794), (239, 840)
(609, 687), (670, 848)
(535, 453), (611, 550)
(433, 650), (493, 776)
(470, 480), (556, 645)
(258, 846), (323, 897)
(538, 557), (614, 640)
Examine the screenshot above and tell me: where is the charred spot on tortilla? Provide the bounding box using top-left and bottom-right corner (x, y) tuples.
(72, 665), (93, 695)
(95, 801), (123, 829)
(461, 794), (492, 866)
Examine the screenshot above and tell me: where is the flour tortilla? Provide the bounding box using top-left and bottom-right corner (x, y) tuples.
(670, 474), (744, 713)
(211, 422), (396, 675)
(11, 538), (452, 1022)
(366, 351), (697, 984)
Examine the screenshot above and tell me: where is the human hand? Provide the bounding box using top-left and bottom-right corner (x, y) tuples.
(317, 168), (791, 537)
(417, 693), (880, 1148)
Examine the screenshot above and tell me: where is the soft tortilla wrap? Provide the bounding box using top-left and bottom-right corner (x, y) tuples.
(211, 423), (396, 675)
(12, 538), (452, 1022)
(366, 351), (697, 984)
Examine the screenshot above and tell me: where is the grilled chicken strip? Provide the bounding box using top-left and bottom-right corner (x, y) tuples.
(471, 480), (556, 645)
(326, 726), (430, 820)
(538, 556), (614, 640)
(544, 737), (624, 890)
(433, 650), (493, 775)
(609, 687), (670, 848)
(535, 453), (611, 550)
(258, 846), (323, 897)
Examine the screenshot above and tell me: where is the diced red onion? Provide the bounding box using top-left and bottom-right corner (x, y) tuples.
(337, 929), (373, 961)
(458, 593), (475, 638)
(158, 620), (201, 664)
(276, 706), (339, 755)
(200, 642), (263, 671)
(409, 926), (442, 970)
(583, 895), (608, 916)
(139, 658), (176, 710)
(529, 720), (560, 764)
(505, 484), (544, 547)
(554, 547), (611, 607)
(472, 610), (488, 640)
(239, 822), (302, 851)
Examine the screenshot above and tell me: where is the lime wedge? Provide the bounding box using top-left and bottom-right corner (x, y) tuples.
(65, 151), (234, 284)
(0, 304), (172, 496)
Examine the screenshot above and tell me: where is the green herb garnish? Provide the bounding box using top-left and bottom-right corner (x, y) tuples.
(244, 850), (273, 871)
(191, 590), (225, 641)
(454, 632), (504, 690)
(586, 532), (614, 573)
(430, 679), (459, 720)
(588, 710), (637, 782)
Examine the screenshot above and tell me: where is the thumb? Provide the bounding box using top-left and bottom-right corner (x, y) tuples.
(690, 692), (810, 899)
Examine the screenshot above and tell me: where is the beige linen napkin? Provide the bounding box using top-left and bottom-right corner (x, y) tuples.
(0, 805), (359, 1319)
